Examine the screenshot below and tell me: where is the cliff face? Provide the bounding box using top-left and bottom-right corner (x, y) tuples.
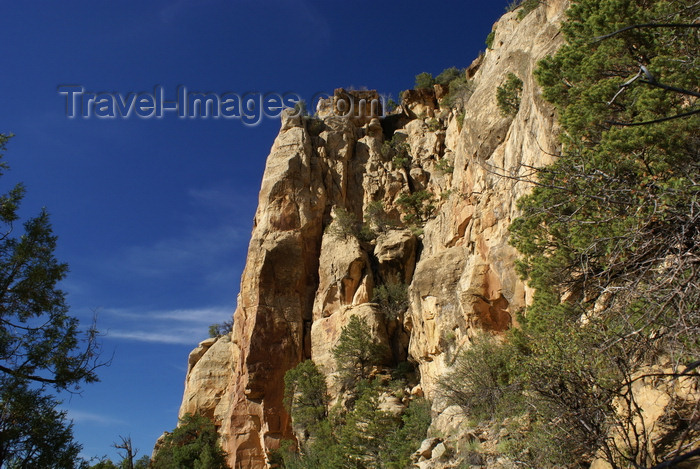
(177, 2), (569, 467)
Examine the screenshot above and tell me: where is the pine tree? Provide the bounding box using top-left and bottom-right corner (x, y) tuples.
(332, 316), (385, 390)
(284, 360), (328, 441)
(0, 378), (83, 468)
(151, 414), (227, 469)
(0, 133), (103, 468)
(504, 0), (700, 466)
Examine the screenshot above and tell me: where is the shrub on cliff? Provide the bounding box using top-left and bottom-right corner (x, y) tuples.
(277, 381), (430, 469)
(333, 315), (385, 390)
(151, 413), (227, 469)
(326, 206), (377, 242)
(506, 0), (540, 20)
(284, 360), (328, 440)
(208, 319), (233, 338)
(372, 282), (409, 320)
(336, 381), (402, 467)
(363, 201), (398, 234)
(381, 133), (411, 169)
(496, 72), (523, 116)
(438, 334), (521, 422)
(435, 67), (462, 86)
(485, 29), (496, 49)
(381, 398), (432, 469)
(326, 207), (361, 239)
(442, 75), (474, 109)
(396, 190), (436, 226)
(279, 316), (429, 468)
(414, 72), (435, 89)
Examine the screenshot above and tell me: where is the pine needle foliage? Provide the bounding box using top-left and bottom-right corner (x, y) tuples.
(502, 0), (700, 466)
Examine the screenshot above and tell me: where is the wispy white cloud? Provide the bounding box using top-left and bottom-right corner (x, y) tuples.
(110, 306), (230, 322)
(107, 330), (201, 345)
(119, 223), (244, 278)
(104, 305), (233, 345)
(65, 409), (127, 426)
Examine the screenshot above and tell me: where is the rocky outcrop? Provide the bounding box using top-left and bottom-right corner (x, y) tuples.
(215, 100), (409, 467)
(312, 227), (373, 321)
(408, 0), (567, 398)
(172, 1), (570, 467)
(179, 335), (236, 425)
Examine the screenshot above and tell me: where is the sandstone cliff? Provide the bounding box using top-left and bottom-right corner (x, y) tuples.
(176, 1), (570, 467)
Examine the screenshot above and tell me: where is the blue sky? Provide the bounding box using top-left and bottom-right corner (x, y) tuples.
(0, 0), (509, 462)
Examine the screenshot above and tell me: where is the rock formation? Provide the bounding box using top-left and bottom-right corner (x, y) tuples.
(175, 1), (571, 467)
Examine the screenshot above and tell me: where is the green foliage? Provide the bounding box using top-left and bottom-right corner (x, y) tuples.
(151, 414), (227, 469)
(277, 379), (430, 469)
(88, 460), (119, 469)
(372, 282), (409, 320)
(274, 433), (322, 467)
(435, 67), (462, 86)
(386, 99), (398, 112)
(498, 417), (574, 467)
(382, 133), (411, 169)
(336, 381), (401, 467)
(396, 190), (436, 226)
(503, 320), (627, 466)
(440, 189), (454, 201)
(327, 207), (361, 239)
(397, 90), (408, 104)
(208, 319), (233, 338)
(0, 378), (83, 468)
(326, 206), (377, 242)
(381, 398), (432, 468)
(293, 100), (308, 117)
(284, 360), (328, 439)
(506, 0), (540, 19)
(278, 318), (429, 468)
(332, 316), (385, 390)
(438, 334), (521, 422)
(434, 158), (453, 174)
(485, 30), (496, 49)
(89, 454), (150, 469)
(441, 75), (473, 109)
(496, 73), (523, 116)
(456, 111), (466, 128)
(363, 201), (397, 234)
(305, 116), (325, 136)
(391, 154), (410, 170)
(501, 0), (700, 466)
(414, 72), (435, 89)
(0, 134), (103, 467)
(426, 118), (441, 132)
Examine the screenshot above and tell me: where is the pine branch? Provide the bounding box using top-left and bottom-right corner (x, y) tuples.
(608, 108), (700, 127)
(592, 23), (700, 42)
